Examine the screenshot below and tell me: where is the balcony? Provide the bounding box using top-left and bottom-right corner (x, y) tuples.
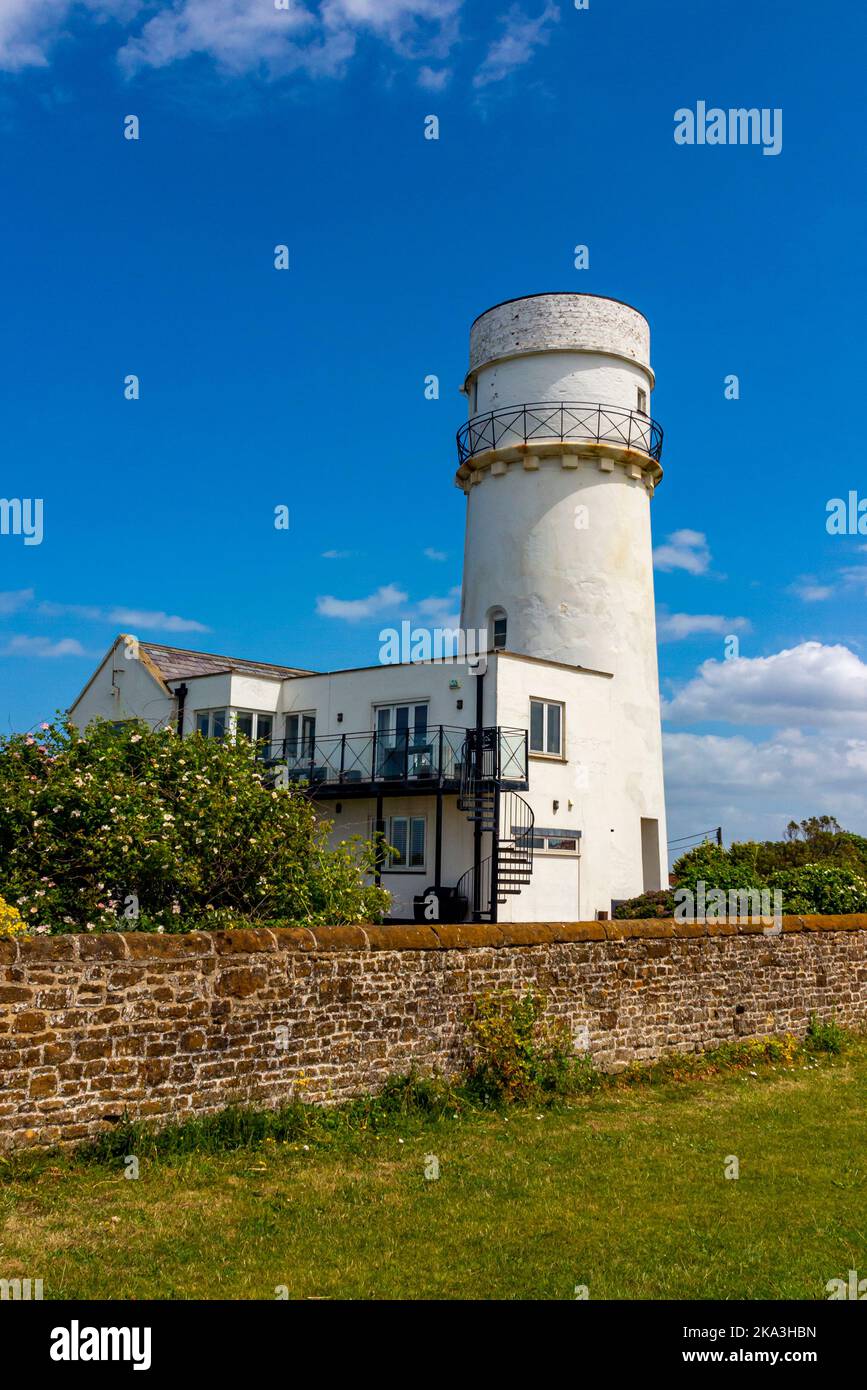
(456, 400), (664, 466)
(262, 725), (529, 798)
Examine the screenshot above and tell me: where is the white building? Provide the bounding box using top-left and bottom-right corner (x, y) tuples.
(69, 293), (668, 924)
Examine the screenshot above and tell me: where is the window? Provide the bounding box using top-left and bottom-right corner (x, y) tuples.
(472, 378), (479, 412)
(195, 709), (226, 739)
(490, 610), (507, 650)
(376, 703), (428, 739)
(522, 825), (581, 855)
(286, 712), (316, 759)
(235, 711), (274, 748)
(376, 703), (429, 778)
(636, 387), (648, 415)
(387, 815), (426, 870)
(529, 699), (563, 756)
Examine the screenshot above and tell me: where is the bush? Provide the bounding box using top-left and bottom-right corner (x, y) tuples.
(465, 990), (594, 1104)
(669, 827), (867, 918)
(766, 864), (867, 915)
(806, 1013), (846, 1055)
(0, 718), (389, 934)
(613, 889), (676, 919)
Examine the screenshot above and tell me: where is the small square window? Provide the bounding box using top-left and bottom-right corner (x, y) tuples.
(637, 387), (648, 415)
(530, 699), (564, 756)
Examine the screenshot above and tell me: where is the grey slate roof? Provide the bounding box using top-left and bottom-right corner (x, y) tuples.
(139, 641), (314, 684)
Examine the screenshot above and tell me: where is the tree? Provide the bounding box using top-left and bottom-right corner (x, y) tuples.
(0, 719), (389, 933)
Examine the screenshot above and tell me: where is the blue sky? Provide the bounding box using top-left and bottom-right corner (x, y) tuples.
(1, 0), (866, 846)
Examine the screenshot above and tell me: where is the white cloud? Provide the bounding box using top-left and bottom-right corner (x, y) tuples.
(418, 64), (450, 89)
(413, 586), (461, 629)
(38, 601), (209, 632)
(1, 635), (87, 658)
(0, 588), (34, 615)
(316, 583), (408, 620)
(118, 0), (342, 78)
(653, 529), (711, 575)
(657, 611), (750, 641)
(473, 1), (559, 89)
(423, 546), (447, 561)
(790, 578), (834, 602)
(664, 728), (867, 846)
(322, 549), (352, 559)
(0, 0), (463, 77)
(664, 641), (867, 732)
(0, 0), (140, 72)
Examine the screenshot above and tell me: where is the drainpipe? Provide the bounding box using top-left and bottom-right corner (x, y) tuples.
(175, 683), (188, 738)
(473, 668), (484, 920)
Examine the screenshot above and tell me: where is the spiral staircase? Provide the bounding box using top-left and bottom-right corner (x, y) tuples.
(455, 729), (535, 921)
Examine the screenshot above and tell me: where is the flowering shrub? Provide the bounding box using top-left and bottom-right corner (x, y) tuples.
(0, 895), (29, 939)
(0, 719), (390, 934)
(766, 864), (867, 915)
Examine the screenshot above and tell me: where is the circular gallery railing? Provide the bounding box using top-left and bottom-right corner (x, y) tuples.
(456, 401), (664, 466)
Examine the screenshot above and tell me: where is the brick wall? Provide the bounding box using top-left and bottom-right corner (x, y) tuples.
(2, 917), (867, 1150)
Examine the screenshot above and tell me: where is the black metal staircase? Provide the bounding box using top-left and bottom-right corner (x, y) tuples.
(456, 729), (535, 920)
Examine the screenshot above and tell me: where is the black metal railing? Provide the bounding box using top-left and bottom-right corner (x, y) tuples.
(456, 401), (663, 465)
(261, 725), (527, 790)
(460, 726), (528, 785)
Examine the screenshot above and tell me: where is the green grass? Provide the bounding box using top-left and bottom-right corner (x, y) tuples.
(2, 1042), (866, 1300)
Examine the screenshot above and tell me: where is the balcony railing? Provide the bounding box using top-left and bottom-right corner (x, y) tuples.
(456, 400), (664, 465)
(260, 725), (528, 791)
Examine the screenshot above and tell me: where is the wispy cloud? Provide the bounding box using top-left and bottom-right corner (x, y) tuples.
(657, 611), (751, 641)
(423, 546), (448, 561)
(316, 583), (408, 620)
(322, 549), (353, 559)
(0, 588), (35, 615)
(790, 576), (834, 602)
(473, 1), (559, 89)
(1, 634), (87, 659)
(38, 601), (209, 633)
(0, 0), (463, 77)
(418, 64), (450, 90)
(414, 586), (461, 628)
(653, 529), (711, 576)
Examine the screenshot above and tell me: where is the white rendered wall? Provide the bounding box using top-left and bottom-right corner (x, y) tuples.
(69, 639), (175, 730)
(461, 295), (668, 900)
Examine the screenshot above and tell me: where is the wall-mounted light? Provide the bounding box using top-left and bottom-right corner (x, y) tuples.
(337, 712), (343, 723)
(553, 800), (559, 813)
(456, 699), (463, 710)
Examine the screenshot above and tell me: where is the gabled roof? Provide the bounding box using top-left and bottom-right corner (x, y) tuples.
(139, 641), (315, 683)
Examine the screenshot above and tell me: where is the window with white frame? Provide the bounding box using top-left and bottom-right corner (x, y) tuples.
(387, 814), (426, 870)
(637, 386), (648, 414)
(285, 712), (316, 759)
(523, 825), (581, 854)
(235, 711), (274, 748)
(195, 709), (226, 739)
(529, 698), (563, 756)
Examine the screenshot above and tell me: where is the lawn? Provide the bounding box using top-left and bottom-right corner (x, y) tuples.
(1, 1043), (866, 1301)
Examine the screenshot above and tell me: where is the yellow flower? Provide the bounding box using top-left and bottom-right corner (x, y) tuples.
(0, 896), (30, 939)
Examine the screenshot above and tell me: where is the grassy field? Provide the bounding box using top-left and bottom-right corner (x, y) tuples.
(2, 1042), (866, 1301)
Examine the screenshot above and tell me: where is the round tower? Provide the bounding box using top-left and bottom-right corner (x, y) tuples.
(457, 291), (667, 897)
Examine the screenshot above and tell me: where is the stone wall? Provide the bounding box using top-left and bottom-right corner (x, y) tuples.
(2, 917), (867, 1150)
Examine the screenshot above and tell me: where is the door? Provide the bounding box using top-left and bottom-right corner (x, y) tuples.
(376, 703), (428, 778)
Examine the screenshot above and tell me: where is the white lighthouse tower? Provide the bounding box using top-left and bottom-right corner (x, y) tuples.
(457, 292), (668, 901)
